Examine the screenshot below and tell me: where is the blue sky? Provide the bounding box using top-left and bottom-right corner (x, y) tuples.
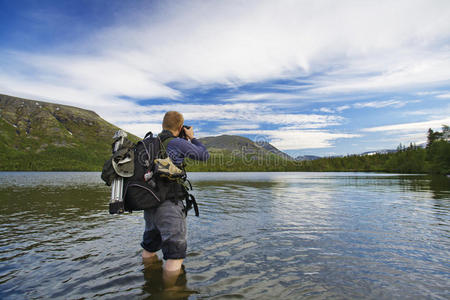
(1, 0), (449, 157)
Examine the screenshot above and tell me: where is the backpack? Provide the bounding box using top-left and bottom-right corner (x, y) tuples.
(101, 131), (199, 216)
(122, 132), (163, 211)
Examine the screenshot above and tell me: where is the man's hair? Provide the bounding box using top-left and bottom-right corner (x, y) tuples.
(162, 111), (184, 131)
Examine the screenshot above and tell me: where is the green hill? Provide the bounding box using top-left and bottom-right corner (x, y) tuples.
(198, 135), (292, 158)
(186, 135), (294, 172)
(1, 93), (447, 174)
(0, 94), (293, 171)
(0, 94), (139, 171)
(0, 94), (293, 172)
(198, 135), (294, 160)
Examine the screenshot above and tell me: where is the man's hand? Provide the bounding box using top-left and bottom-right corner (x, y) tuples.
(183, 126), (194, 140)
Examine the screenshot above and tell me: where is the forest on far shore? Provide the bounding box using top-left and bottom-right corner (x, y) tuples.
(186, 126), (450, 175)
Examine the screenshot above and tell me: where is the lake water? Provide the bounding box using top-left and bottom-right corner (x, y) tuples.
(0, 172), (449, 299)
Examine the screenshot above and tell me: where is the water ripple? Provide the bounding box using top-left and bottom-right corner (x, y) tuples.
(0, 172), (449, 299)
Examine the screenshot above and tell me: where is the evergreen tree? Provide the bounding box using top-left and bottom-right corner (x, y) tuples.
(425, 125), (449, 174)
(427, 128), (443, 149)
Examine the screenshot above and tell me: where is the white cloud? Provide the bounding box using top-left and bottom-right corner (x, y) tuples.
(416, 91), (442, 96)
(316, 99), (413, 114)
(2, 0), (450, 111)
(223, 129), (360, 150)
(102, 102), (343, 130)
(316, 105), (351, 114)
(310, 52), (450, 94)
(336, 105), (351, 112)
(375, 133), (428, 147)
(106, 101), (348, 147)
(225, 92), (308, 102)
(216, 123), (260, 131)
(436, 93), (450, 99)
(118, 122), (162, 138)
(360, 116), (450, 147)
(104, 0), (450, 96)
(362, 118), (450, 133)
(253, 114), (343, 128)
(317, 107), (334, 114)
(1, 0), (449, 154)
(353, 99), (406, 109)
(402, 104), (450, 119)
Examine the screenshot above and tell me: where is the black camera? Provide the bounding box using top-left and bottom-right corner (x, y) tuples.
(178, 125), (191, 139)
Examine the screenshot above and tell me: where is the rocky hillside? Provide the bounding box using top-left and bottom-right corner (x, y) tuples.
(0, 93), (293, 171)
(198, 134), (293, 160)
(256, 140), (294, 161)
(0, 94), (138, 171)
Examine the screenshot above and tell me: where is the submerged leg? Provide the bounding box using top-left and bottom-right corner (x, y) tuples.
(163, 259), (185, 290)
(164, 258), (183, 272)
(142, 249), (158, 259)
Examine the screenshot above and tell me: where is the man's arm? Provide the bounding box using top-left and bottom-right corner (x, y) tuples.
(187, 138), (210, 161)
(167, 138), (209, 165)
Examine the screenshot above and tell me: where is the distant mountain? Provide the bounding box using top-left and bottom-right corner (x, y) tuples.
(198, 135), (256, 153)
(360, 149), (397, 156)
(295, 155), (321, 161)
(0, 94), (294, 170)
(197, 134), (292, 161)
(417, 142), (427, 148)
(0, 94), (138, 171)
(360, 142), (430, 156)
(255, 141), (295, 160)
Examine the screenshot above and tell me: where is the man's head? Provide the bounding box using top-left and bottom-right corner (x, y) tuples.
(162, 111), (184, 136)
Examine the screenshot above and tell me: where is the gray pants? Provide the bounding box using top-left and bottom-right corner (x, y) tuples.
(141, 200), (187, 260)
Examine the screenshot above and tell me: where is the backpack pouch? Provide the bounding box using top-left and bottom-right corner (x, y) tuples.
(124, 181), (161, 211)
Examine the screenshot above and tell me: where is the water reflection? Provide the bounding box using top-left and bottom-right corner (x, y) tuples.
(0, 172), (448, 299)
(429, 175), (450, 199)
(142, 259), (196, 300)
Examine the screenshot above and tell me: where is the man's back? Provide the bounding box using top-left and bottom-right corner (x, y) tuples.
(142, 112), (209, 275)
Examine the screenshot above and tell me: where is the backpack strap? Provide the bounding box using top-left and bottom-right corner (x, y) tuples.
(183, 194), (199, 217)
(144, 131), (153, 139)
(159, 136), (175, 158)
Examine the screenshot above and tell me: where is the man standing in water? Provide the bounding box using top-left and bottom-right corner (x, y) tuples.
(141, 111), (209, 276)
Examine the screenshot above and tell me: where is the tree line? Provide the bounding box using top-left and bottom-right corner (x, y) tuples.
(2, 125), (448, 174)
(186, 126), (450, 175)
